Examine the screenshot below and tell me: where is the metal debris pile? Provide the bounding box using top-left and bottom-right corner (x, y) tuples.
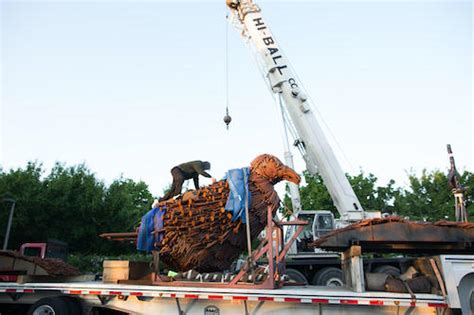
(311, 216), (474, 254)
(159, 266), (269, 284)
(366, 258), (441, 294)
(0, 251), (80, 277)
(317, 216), (473, 236)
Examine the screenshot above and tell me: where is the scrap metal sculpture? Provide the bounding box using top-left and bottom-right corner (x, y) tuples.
(157, 154), (300, 272)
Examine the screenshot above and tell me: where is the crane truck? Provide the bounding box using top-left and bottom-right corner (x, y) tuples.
(225, 0), (419, 287)
(1, 1), (472, 314)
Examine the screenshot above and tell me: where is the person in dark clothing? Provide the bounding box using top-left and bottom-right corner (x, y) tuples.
(160, 160), (211, 201)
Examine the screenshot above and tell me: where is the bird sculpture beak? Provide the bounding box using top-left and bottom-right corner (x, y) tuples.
(280, 166), (301, 185)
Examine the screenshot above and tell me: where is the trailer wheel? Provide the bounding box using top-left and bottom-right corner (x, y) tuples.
(373, 265), (400, 277)
(312, 267), (344, 287)
(285, 268), (308, 284)
(60, 296), (82, 315)
(27, 297), (70, 315)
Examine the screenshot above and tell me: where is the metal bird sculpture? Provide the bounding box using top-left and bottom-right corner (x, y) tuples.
(158, 154), (300, 272)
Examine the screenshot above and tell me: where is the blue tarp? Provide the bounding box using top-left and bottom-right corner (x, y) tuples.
(224, 167), (251, 224)
(137, 206), (166, 252)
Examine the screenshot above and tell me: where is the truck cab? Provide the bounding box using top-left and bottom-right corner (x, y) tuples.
(19, 239), (68, 261)
(287, 210), (335, 254)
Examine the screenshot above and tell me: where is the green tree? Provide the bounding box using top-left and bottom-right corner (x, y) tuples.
(285, 169), (473, 222)
(0, 161), (154, 255)
(0, 162), (44, 250)
(98, 178), (154, 254)
(462, 171), (474, 219)
(284, 171), (399, 217)
(41, 163), (106, 253)
(348, 172), (399, 213)
(395, 170), (473, 221)
(103, 178), (153, 232)
(294, 172), (334, 213)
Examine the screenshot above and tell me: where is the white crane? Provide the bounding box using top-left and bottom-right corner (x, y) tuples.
(226, 0), (368, 222)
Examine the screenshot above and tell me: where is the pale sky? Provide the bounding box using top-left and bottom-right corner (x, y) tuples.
(1, 0), (472, 199)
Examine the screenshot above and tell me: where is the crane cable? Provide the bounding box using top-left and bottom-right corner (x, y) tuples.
(225, 12), (252, 266)
(223, 13), (232, 130)
(226, 13), (229, 110)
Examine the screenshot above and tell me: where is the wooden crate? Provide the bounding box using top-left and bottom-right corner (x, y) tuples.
(102, 260), (151, 283)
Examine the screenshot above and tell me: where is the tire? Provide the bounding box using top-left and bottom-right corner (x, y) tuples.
(373, 265), (400, 277)
(457, 273), (474, 315)
(27, 297), (70, 315)
(60, 296), (82, 315)
(285, 268), (308, 285)
(312, 267), (344, 287)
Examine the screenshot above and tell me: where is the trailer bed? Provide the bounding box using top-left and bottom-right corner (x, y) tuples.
(0, 281), (448, 314)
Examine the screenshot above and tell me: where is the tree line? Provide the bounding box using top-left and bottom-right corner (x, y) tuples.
(0, 162), (472, 255)
(0, 162), (153, 254)
(284, 170), (473, 221)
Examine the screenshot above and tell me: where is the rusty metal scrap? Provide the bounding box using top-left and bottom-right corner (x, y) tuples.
(385, 275), (433, 293)
(100, 232), (137, 242)
(157, 154), (300, 273)
(311, 216), (474, 254)
(0, 251), (80, 277)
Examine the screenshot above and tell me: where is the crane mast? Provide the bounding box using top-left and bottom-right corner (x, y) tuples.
(227, 0), (364, 220)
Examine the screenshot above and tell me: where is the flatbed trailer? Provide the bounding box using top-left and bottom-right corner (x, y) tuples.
(0, 281), (449, 314)
(1, 255), (472, 315)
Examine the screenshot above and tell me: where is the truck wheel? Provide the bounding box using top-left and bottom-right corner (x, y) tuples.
(285, 268), (308, 285)
(373, 265), (400, 277)
(27, 297), (70, 315)
(312, 267), (344, 287)
(457, 273), (474, 315)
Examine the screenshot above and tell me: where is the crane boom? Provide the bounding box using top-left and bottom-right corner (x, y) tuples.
(227, 0), (364, 220)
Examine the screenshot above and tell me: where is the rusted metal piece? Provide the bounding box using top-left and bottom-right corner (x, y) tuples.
(0, 251), (80, 277)
(429, 258), (447, 297)
(385, 276), (432, 293)
(99, 232), (137, 241)
(311, 216), (474, 254)
(157, 154), (301, 272)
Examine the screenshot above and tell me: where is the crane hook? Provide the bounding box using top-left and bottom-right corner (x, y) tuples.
(223, 107), (232, 130)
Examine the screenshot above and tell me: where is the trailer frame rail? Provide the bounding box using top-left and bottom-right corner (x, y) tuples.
(0, 282), (448, 309)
